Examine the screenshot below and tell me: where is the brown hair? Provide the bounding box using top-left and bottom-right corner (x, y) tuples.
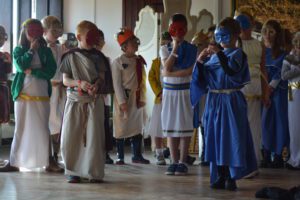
(76, 20), (98, 35)
(262, 20), (284, 58)
(218, 17), (241, 36)
(18, 18), (46, 49)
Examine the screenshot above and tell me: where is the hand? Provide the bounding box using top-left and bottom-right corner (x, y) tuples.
(208, 43), (221, 54)
(30, 38), (40, 50)
(120, 103), (128, 113)
(161, 68), (171, 77)
(24, 69), (32, 75)
(197, 48), (211, 63)
(137, 101), (146, 108)
(3, 52), (11, 63)
(78, 80), (91, 92)
(87, 83), (99, 96)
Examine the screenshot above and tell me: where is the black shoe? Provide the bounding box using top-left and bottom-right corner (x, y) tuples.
(163, 148), (170, 159)
(132, 156), (150, 164)
(286, 163), (300, 170)
(211, 177), (226, 189)
(105, 154), (114, 164)
(225, 178), (237, 191)
(270, 155), (284, 168)
(186, 155), (196, 165)
(260, 149), (272, 168)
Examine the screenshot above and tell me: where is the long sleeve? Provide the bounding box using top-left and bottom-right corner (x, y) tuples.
(217, 49), (245, 76)
(281, 59), (300, 81)
(111, 59), (126, 105)
(31, 48), (57, 80)
(148, 58), (162, 97)
(13, 46), (33, 72)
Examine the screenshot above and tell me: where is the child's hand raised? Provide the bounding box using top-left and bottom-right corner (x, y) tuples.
(30, 38), (40, 50)
(197, 48), (211, 63)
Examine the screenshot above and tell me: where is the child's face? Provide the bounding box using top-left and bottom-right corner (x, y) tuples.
(0, 33), (7, 47)
(26, 24), (44, 42)
(169, 22), (187, 41)
(77, 30), (92, 50)
(262, 26), (276, 47)
(124, 37), (139, 55)
(44, 28), (63, 43)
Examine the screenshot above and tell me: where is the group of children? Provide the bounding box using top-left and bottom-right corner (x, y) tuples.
(0, 11), (299, 191)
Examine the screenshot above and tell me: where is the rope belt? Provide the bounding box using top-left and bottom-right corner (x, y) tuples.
(244, 94), (261, 101)
(210, 88), (241, 94)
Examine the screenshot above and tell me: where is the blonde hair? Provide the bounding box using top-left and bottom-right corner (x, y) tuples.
(41, 16), (62, 30)
(76, 20), (98, 35)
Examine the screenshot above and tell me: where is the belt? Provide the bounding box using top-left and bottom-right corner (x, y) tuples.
(163, 82), (190, 90)
(244, 94), (261, 101)
(210, 88), (241, 94)
(288, 82), (300, 101)
(18, 93), (50, 101)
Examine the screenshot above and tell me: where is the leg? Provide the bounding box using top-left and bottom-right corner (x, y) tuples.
(211, 166), (226, 189)
(46, 134), (64, 173)
(224, 166), (237, 191)
(131, 134), (150, 164)
(155, 137), (166, 165)
(260, 148), (271, 168)
(104, 105), (114, 164)
(165, 137), (180, 175)
(116, 138), (125, 165)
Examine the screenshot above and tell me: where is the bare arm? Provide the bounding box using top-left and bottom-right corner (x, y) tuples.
(162, 40), (179, 72)
(162, 66), (193, 77)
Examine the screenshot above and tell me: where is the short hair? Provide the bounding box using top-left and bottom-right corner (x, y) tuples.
(170, 13), (187, 26)
(218, 17), (241, 36)
(76, 20), (98, 35)
(41, 15), (62, 30)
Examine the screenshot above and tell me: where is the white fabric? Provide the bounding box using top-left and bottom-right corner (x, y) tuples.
(161, 76), (194, 137)
(287, 88), (300, 167)
(49, 44), (66, 135)
(241, 39), (263, 163)
(10, 52), (50, 168)
(111, 54), (145, 139)
(49, 85), (66, 134)
(148, 104), (163, 138)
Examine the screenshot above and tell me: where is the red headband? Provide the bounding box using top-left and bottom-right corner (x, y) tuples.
(168, 22), (187, 38)
(27, 23), (44, 38)
(86, 28), (101, 46)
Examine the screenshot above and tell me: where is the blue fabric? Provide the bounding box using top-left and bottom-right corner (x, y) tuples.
(262, 48), (289, 155)
(167, 41), (197, 70)
(190, 48), (257, 183)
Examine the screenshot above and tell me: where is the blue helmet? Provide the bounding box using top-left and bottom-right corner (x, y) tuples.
(214, 27), (231, 45)
(235, 14), (251, 30)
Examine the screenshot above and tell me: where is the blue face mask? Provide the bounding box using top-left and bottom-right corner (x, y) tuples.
(235, 14), (251, 30)
(214, 27), (231, 45)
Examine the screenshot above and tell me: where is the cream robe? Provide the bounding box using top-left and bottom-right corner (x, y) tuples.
(60, 50), (106, 179)
(111, 54), (146, 139)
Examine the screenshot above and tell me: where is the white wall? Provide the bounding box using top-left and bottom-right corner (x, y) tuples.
(190, 0), (232, 24)
(63, 0), (122, 59)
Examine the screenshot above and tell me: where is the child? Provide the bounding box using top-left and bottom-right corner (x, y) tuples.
(0, 19), (56, 171)
(60, 20), (113, 183)
(160, 14), (197, 175)
(261, 20), (289, 168)
(112, 28), (149, 165)
(148, 31), (172, 165)
(281, 32), (300, 170)
(96, 29), (114, 165)
(190, 17), (257, 190)
(0, 25), (11, 124)
(235, 13), (269, 175)
(41, 15), (65, 173)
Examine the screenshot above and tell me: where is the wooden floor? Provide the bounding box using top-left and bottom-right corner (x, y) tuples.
(0, 146), (299, 200)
